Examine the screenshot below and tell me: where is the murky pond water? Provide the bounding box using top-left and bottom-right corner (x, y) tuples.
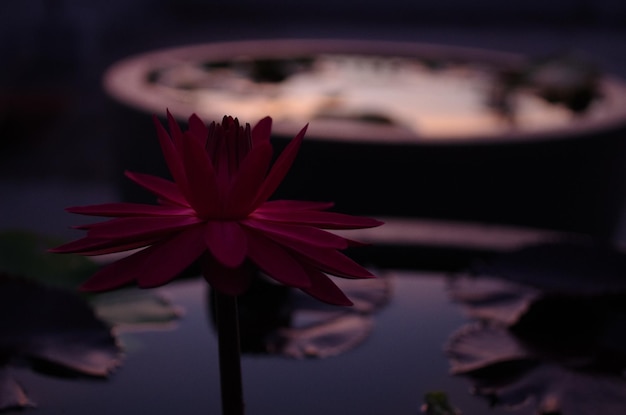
(7, 271), (510, 415)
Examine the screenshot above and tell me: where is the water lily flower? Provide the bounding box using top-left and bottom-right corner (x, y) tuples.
(52, 112), (382, 306)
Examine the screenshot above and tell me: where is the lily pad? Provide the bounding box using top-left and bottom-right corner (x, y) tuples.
(446, 323), (535, 375)
(0, 273), (122, 411)
(447, 274), (541, 325)
(421, 391), (462, 415)
(0, 369), (33, 412)
(269, 314), (373, 359)
(446, 323), (626, 414)
(90, 288), (184, 332)
(447, 241), (626, 414)
(0, 230), (97, 289)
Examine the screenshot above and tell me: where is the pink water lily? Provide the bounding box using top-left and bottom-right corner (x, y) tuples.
(52, 112), (382, 305)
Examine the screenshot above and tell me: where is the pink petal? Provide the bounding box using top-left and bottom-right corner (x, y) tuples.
(204, 121), (220, 165)
(278, 238), (374, 279)
(125, 171), (188, 206)
(227, 142), (273, 216)
(153, 115), (188, 194)
(231, 121), (251, 172)
(212, 137), (230, 193)
(204, 221), (248, 268)
(251, 116), (272, 145)
(251, 209), (384, 229)
(179, 131), (220, 217)
(241, 218), (348, 249)
(188, 113), (208, 141)
(49, 236), (160, 256)
(80, 248), (151, 291)
(245, 230), (311, 288)
(66, 203), (193, 217)
(166, 110), (184, 143)
(252, 124), (308, 208)
(301, 268), (353, 306)
(84, 216), (202, 240)
(212, 117), (248, 180)
(200, 255), (253, 296)
(137, 227), (207, 288)
(80, 226), (205, 291)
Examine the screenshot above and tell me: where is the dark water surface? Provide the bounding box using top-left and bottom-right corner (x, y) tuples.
(6, 272), (505, 415)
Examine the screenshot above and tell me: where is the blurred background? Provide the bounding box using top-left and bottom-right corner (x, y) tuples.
(1, 0), (626, 240)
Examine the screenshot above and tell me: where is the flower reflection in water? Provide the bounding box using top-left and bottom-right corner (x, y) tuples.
(446, 241), (626, 415)
(0, 273), (122, 412)
(210, 273), (391, 359)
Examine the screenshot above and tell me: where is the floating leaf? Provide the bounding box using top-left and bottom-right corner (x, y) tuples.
(447, 274), (541, 325)
(266, 273), (390, 358)
(450, 240), (626, 328)
(270, 314), (373, 358)
(90, 288), (184, 332)
(446, 240), (626, 414)
(0, 230), (97, 289)
(0, 369), (33, 412)
(332, 272), (391, 313)
(446, 323), (533, 375)
(0, 273), (122, 410)
(447, 323), (626, 415)
(421, 391), (462, 415)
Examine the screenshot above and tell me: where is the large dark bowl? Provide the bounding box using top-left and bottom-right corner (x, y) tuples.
(103, 39), (626, 240)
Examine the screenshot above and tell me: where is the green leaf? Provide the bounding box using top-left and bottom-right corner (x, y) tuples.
(0, 230), (98, 289)
(421, 391), (461, 415)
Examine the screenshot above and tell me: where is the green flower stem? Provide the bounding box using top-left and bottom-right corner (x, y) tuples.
(214, 291), (244, 415)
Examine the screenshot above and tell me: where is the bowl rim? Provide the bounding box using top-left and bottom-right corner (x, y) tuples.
(103, 38), (626, 146)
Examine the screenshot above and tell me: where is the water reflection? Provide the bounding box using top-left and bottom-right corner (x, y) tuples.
(446, 241), (626, 414)
(105, 39), (626, 146)
(487, 51), (601, 123)
(208, 273), (391, 358)
(136, 52), (579, 139)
